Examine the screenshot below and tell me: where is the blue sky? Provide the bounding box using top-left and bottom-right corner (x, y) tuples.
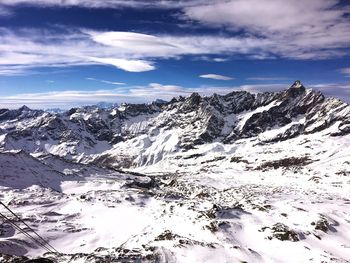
(0, 0), (350, 108)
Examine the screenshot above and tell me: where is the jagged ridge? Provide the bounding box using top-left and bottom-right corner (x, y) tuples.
(0, 81), (349, 166)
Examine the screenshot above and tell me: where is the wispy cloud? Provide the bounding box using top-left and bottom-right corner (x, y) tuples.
(247, 77), (289, 81)
(339, 68), (350, 77)
(183, 0), (350, 59)
(191, 56), (229, 62)
(0, 6), (12, 16)
(0, 83), (235, 109)
(0, 0), (349, 78)
(88, 57), (155, 72)
(86, 77), (125, 85)
(212, 58), (228, 62)
(0, 0), (202, 9)
(1, 0), (350, 76)
(0, 28), (160, 74)
(0, 28), (272, 75)
(199, 74), (234, 80)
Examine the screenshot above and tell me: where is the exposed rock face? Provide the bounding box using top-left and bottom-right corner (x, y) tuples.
(0, 81), (349, 165)
(269, 223), (300, 242)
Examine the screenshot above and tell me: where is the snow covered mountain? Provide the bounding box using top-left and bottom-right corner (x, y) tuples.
(1, 81), (349, 167)
(0, 81), (350, 262)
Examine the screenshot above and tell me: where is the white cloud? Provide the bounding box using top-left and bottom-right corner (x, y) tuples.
(0, 90), (133, 109)
(86, 77), (125, 85)
(339, 68), (350, 77)
(247, 77), (289, 81)
(88, 57), (155, 72)
(0, 83), (232, 109)
(192, 56), (229, 62)
(212, 58), (228, 62)
(148, 83), (185, 92)
(0, 0), (203, 9)
(199, 74), (234, 80)
(0, 6), (12, 16)
(183, 0), (350, 59)
(0, 28), (272, 75)
(0, 28), (160, 74)
(0, 23), (349, 76)
(88, 31), (180, 57)
(0, 66), (33, 76)
(0, 0), (349, 70)
(87, 31), (273, 58)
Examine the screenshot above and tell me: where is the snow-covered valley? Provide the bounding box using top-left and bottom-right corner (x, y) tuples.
(0, 82), (350, 262)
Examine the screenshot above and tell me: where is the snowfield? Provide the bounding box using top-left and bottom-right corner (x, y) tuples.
(0, 83), (350, 262)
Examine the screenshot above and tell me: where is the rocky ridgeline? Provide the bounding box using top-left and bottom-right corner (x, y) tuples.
(0, 81), (349, 161)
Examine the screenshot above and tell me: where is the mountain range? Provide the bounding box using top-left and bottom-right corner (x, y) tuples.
(0, 81), (349, 263)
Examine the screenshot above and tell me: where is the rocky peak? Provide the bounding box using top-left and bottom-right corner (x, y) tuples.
(18, 105), (31, 112)
(188, 92), (201, 104)
(152, 99), (168, 106)
(290, 80), (304, 89)
(180, 92), (202, 112)
(120, 103), (160, 117)
(286, 80), (306, 96)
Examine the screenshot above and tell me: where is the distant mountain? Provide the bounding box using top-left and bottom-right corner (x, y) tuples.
(94, 101), (118, 109)
(153, 98), (168, 105)
(45, 108), (66, 114)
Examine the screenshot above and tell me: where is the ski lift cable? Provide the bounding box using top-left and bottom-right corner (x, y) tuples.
(4, 139), (60, 253)
(0, 210), (53, 253)
(0, 201), (59, 253)
(0, 212), (53, 253)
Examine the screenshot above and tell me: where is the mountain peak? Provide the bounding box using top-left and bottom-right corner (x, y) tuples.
(153, 99), (168, 105)
(285, 80), (306, 97)
(290, 80), (304, 89)
(18, 105), (31, 111)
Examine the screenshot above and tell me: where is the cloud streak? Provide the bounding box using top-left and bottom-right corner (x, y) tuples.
(0, 0), (203, 9)
(86, 78), (125, 85)
(0, 83), (234, 109)
(199, 74), (234, 80)
(247, 77), (289, 81)
(88, 57), (155, 72)
(339, 68), (350, 77)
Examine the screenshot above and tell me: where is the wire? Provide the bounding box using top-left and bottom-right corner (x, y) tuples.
(3, 141), (60, 254)
(0, 201), (59, 253)
(0, 212), (53, 253)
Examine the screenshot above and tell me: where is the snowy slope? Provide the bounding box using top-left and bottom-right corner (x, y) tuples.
(0, 81), (350, 262)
